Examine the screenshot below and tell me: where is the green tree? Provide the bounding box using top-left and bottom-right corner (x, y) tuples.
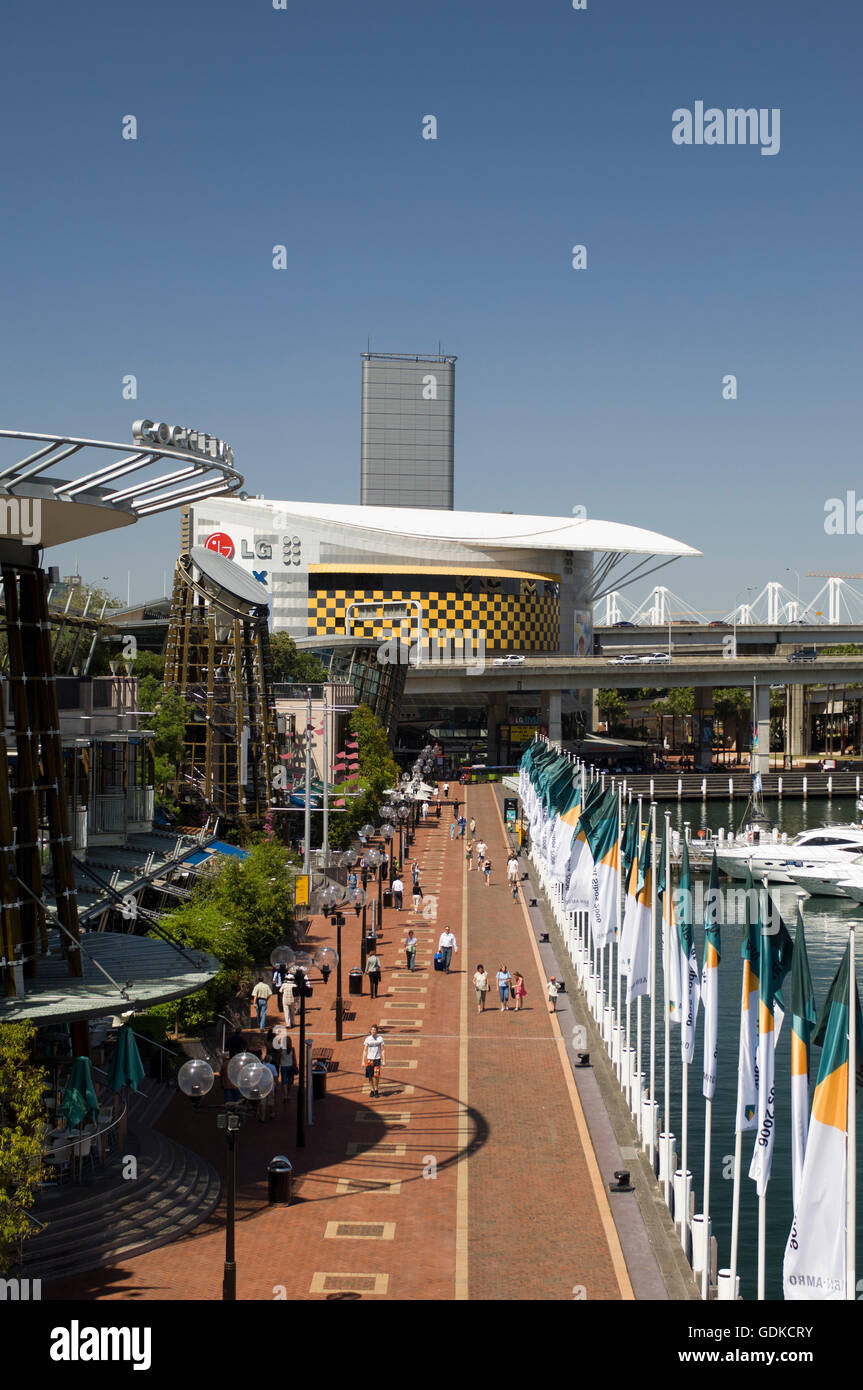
(137, 678), (191, 798)
(597, 689), (629, 733)
(713, 687), (751, 756)
(147, 838), (299, 1034)
(328, 703), (401, 849)
(0, 1022), (45, 1272)
(270, 631), (328, 684)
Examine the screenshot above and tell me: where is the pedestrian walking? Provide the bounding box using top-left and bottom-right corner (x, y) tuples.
(476, 839), (487, 867)
(437, 927), (458, 973)
(465, 838), (474, 870)
(272, 963), (285, 995)
(422, 801), (429, 821)
(433, 785), (440, 800)
(366, 950), (382, 998)
(469, 817), (476, 836)
(411, 859), (420, 887)
(458, 815), (467, 838)
(435, 802), (441, 819)
(547, 977), (559, 1013)
(272, 1030), (298, 1103)
(280, 973), (296, 1027)
(257, 1047), (278, 1122)
(473, 964), (489, 1013)
(392, 876), (404, 910)
(405, 930), (418, 971)
(513, 973), (527, 1011)
(219, 1051), (239, 1103)
(450, 819), (457, 840)
(483, 857), (492, 887)
(496, 964), (512, 1011)
(362, 1025), (386, 1097)
(348, 870), (358, 892)
(412, 881), (423, 913)
(251, 976), (271, 1030)
(443, 782), (449, 797)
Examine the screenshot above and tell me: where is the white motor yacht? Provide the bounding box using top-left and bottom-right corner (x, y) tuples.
(715, 824), (863, 884)
(837, 870), (863, 903)
(786, 857), (863, 898)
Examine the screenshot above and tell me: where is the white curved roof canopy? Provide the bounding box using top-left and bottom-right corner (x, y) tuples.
(259, 500), (699, 558)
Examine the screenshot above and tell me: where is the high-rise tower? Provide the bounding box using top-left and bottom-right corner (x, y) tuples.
(360, 351), (456, 508)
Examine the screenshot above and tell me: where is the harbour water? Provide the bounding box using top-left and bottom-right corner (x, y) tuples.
(636, 797), (862, 1302)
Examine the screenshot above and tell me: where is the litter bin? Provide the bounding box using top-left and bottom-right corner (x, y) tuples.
(267, 1155), (292, 1206)
(383, 888), (392, 909)
(312, 1061), (328, 1100)
(348, 967), (363, 997)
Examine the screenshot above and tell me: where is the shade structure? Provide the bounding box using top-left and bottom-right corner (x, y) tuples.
(106, 1022), (146, 1094)
(59, 1056), (100, 1128)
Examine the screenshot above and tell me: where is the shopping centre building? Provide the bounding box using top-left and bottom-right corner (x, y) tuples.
(182, 497), (698, 760)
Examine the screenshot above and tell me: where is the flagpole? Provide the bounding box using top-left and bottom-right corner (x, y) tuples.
(303, 686), (312, 876)
(848, 923), (856, 1301)
(702, 1097), (712, 1299)
(322, 685), (329, 864)
(681, 1053), (689, 1242)
(755, 873), (770, 1302)
(616, 782), (624, 1079)
(663, 807), (672, 1209)
(729, 1129), (742, 1291)
(649, 801), (657, 1170)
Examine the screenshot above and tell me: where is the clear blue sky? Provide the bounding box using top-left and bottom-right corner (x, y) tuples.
(3, 0), (861, 617)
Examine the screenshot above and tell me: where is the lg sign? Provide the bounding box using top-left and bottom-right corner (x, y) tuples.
(204, 532), (235, 559)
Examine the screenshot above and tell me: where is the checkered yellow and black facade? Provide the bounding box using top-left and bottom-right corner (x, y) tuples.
(307, 573), (560, 654)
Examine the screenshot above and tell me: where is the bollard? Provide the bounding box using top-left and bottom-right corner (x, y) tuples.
(673, 1169), (693, 1251)
(716, 1269), (740, 1301)
(641, 1098), (659, 1160)
(691, 1213), (712, 1282)
(649, 778), (655, 798)
(602, 1003), (614, 1047)
(658, 1132), (677, 1188)
(631, 1069), (646, 1127)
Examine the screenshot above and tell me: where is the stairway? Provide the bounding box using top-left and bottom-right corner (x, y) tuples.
(21, 1087), (221, 1284)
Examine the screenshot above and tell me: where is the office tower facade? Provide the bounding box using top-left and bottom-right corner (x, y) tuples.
(360, 351), (456, 508)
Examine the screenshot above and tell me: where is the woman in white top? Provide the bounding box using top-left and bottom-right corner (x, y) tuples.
(473, 964), (489, 1013)
(496, 965), (512, 1012)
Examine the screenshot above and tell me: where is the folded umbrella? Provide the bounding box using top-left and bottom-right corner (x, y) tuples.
(59, 1056), (100, 1129)
(106, 1022), (146, 1094)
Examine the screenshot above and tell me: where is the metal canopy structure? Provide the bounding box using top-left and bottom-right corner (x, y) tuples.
(0, 427), (243, 546)
(163, 549), (280, 825)
(0, 419), (243, 1041)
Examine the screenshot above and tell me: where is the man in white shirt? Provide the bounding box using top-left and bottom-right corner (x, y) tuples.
(362, 1025), (386, 1097)
(438, 928), (458, 974)
(251, 977), (271, 1030)
(392, 876), (404, 910)
(476, 840), (487, 868)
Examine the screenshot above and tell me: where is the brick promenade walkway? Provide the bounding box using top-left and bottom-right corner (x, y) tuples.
(49, 785), (631, 1301)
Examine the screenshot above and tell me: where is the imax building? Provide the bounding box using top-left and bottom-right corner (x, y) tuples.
(181, 498), (696, 761)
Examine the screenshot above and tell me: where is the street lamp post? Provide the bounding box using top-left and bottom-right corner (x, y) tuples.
(177, 1054), (274, 1301)
(364, 846), (382, 964)
(292, 962), (313, 1148)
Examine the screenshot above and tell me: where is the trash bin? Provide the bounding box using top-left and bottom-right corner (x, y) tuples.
(348, 967), (363, 997)
(267, 1155), (292, 1206)
(312, 1061), (328, 1100)
(383, 889), (392, 908)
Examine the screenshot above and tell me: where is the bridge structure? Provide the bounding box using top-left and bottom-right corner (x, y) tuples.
(405, 652), (863, 774)
(597, 579), (863, 628)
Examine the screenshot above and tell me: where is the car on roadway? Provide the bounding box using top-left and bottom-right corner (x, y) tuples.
(612, 621), (637, 628)
(610, 653), (641, 665)
(787, 647), (818, 663)
(639, 651), (671, 664)
(492, 654), (526, 665)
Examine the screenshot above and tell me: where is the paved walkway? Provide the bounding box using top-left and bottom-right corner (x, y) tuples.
(49, 784), (636, 1301)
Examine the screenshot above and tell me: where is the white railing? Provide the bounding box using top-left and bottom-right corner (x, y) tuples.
(93, 796), (126, 833)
